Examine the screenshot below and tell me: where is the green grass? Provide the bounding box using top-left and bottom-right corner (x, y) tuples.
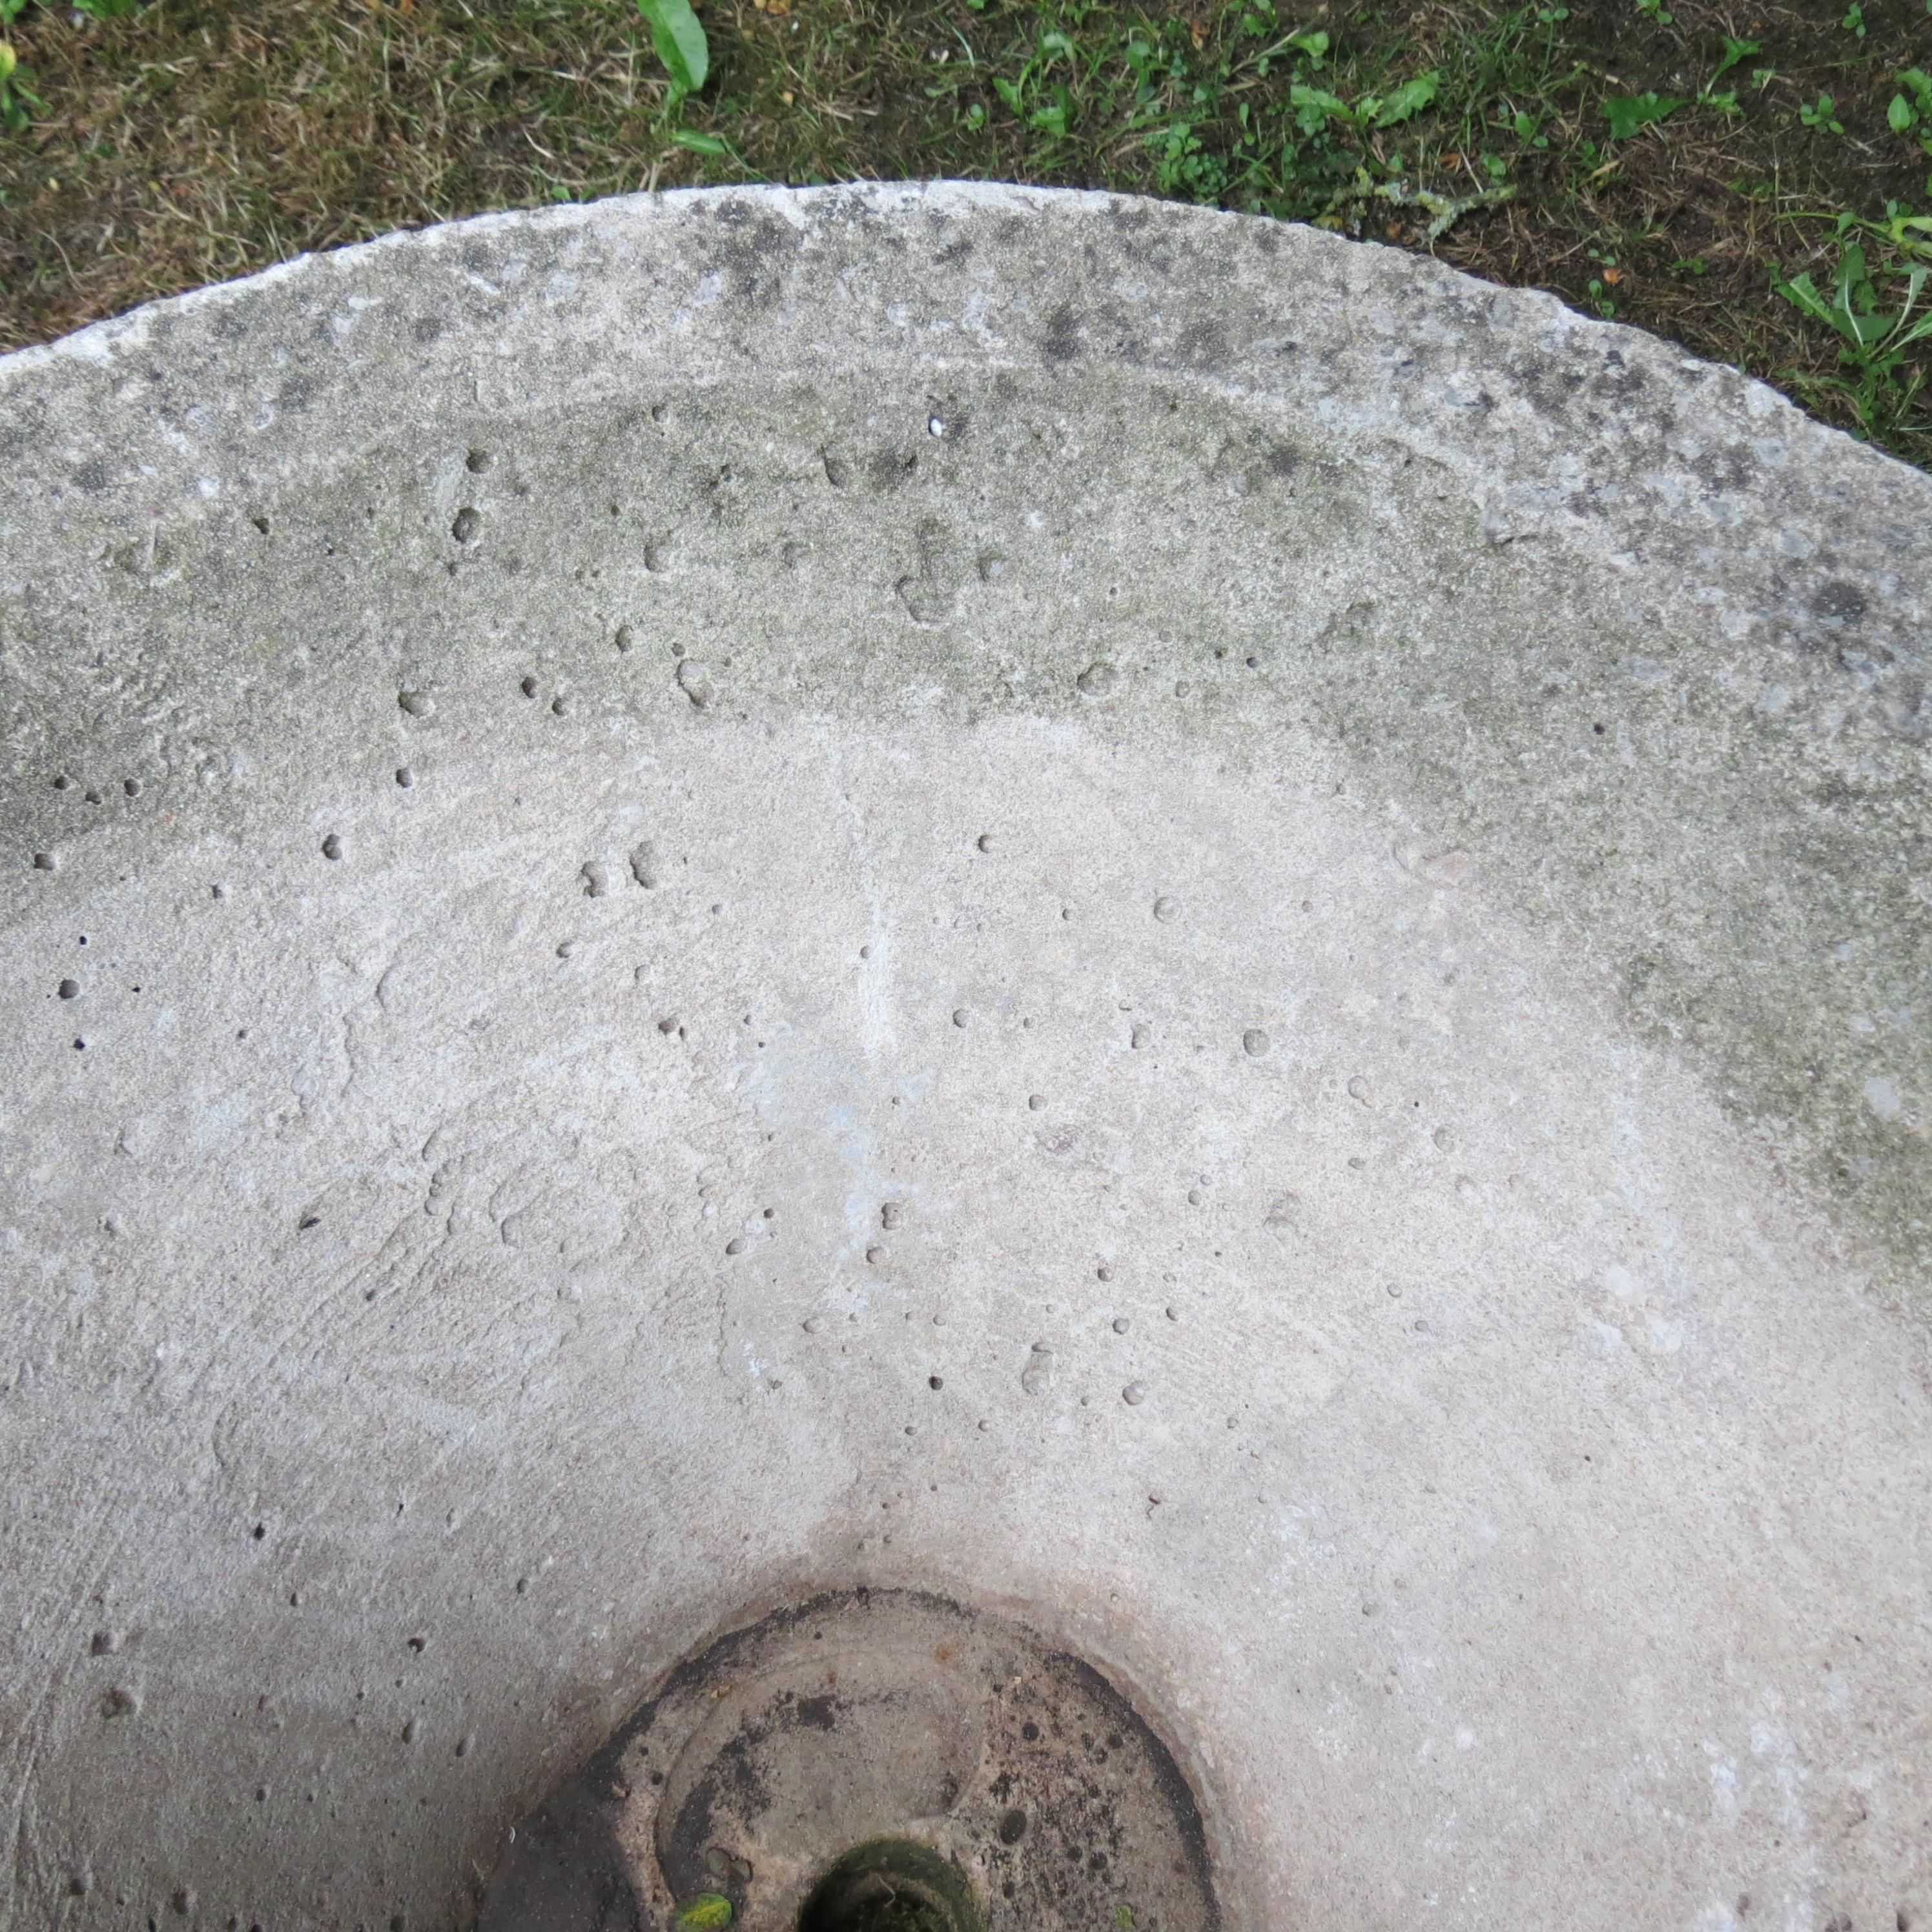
(2, 0), (1929, 465)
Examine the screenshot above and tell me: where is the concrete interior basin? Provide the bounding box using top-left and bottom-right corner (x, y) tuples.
(1, 182), (1928, 1932)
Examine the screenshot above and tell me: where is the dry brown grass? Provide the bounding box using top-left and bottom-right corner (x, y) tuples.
(2, 0), (1927, 461)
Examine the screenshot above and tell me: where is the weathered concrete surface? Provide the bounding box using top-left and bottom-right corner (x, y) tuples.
(0, 181), (1927, 1931)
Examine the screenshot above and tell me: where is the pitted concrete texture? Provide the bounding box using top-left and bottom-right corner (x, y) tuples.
(1, 182), (1928, 1931)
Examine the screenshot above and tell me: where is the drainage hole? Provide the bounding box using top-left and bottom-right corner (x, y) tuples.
(797, 1838), (980, 1932)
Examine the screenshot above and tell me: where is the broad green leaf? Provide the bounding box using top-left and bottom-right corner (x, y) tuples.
(1771, 269), (1838, 330)
(1833, 244), (1878, 334)
(1711, 35), (1761, 81)
(1030, 88), (1071, 136)
(637, 0), (708, 96)
(1892, 92), (1920, 132)
(671, 129), (728, 155)
(1894, 267), (1932, 347)
(1373, 72), (1439, 126)
(1833, 259), (1889, 347)
(1290, 82), (1347, 132)
(673, 1896), (734, 1930)
(1604, 92), (1683, 138)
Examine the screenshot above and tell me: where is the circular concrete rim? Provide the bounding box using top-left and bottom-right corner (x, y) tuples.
(1, 182), (1928, 1932)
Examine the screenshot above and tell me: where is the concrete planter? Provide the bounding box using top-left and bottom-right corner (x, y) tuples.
(1, 184), (1927, 1931)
